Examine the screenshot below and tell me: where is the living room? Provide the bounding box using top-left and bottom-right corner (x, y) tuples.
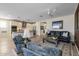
(0, 3), (78, 56)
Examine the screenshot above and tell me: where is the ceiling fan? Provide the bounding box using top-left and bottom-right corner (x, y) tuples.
(47, 9), (56, 18)
(39, 9), (56, 19)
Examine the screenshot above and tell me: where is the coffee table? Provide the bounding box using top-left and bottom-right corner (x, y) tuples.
(43, 36), (58, 47)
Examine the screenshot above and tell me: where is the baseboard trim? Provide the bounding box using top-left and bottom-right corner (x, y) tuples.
(75, 43), (79, 56)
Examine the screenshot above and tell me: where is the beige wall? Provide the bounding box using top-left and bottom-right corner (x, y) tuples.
(46, 14), (75, 42)
(27, 23), (35, 31)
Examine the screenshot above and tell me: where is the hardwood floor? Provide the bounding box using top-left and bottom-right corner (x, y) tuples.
(30, 35), (43, 44)
(0, 38), (17, 56)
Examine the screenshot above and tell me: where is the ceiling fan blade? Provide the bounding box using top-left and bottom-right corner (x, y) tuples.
(47, 9), (50, 15)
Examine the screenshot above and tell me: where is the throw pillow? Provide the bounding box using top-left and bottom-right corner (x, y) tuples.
(62, 32), (68, 37)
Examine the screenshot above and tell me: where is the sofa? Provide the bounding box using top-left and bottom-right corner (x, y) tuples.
(47, 31), (71, 43)
(22, 42), (62, 56)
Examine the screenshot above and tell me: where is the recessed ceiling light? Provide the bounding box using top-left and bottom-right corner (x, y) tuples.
(40, 15), (43, 17)
(17, 16), (20, 18)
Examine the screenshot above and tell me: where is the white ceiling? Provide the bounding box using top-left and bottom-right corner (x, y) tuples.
(0, 3), (78, 21)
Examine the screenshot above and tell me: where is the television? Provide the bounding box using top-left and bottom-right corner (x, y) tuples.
(52, 21), (63, 29)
